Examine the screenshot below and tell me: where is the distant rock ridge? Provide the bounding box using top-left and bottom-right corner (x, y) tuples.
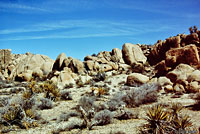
(0, 26), (200, 90)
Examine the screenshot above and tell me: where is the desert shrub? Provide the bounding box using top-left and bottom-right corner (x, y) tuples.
(90, 87), (106, 97)
(92, 109), (113, 126)
(140, 103), (199, 134)
(0, 104), (39, 130)
(58, 111), (80, 122)
(114, 109), (138, 120)
(107, 93), (126, 111)
(40, 80), (60, 100)
(52, 117), (84, 133)
(75, 96), (115, 129)
(108, 83), (160, 109)
(37, 98), (53, 110)
(60, 90), (72, 100)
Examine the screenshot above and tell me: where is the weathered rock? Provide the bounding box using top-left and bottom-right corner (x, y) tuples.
(187, 81), (200, 93)
(68, 59), (85, 74)
(184, 33), (199, 46)
(0, 49), (11, 70)
(84, 55), (98, 61)
(111, 48), (124, 63)
(119, 64), (131, 71)
(16, 72), (32, 82)
(32, 67), (43, 78)
(61, 58), (71, 69)
(52, 53), (67, 71)
(97, 51), (112, 61)
(173, 83), (185, 93)
(40, 62), (54, 75)
(187, 70), (200, 82)
(122, 43), (147, 65)
(166, 64), (195, 83)
(97, 57), (108, 64)
(10, 53), (54, 80)
(158, 77), (173, 87)
(164, 85), (173, 93)
(148, 36), (181, 65)
(78, 75), (92, 85)
(85, 60), (95, 71)
(165, 44), (200, 68)
(126, 73), (149, 86)
(108, 62), (119, 70)
(57, 71), (75, 89)
(155, 60), (169, 76)
(94, 62), (100, 71)
(100, 64), (113, 72)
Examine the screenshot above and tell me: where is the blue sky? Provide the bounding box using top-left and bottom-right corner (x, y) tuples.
(0, 0), (200, 60)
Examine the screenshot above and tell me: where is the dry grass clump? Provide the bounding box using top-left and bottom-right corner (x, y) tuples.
(140, 103), (199, 134)
(107, 83), (160, 110)
(0, 103), (39, 132)
(90, 87), (106, 97)
(74, 96), (113, 129)
(40, 80), (60, 100)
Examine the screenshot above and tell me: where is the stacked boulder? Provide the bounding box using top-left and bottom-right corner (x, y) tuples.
(84, 43), (148, 74)
(148, 29), (200, 76)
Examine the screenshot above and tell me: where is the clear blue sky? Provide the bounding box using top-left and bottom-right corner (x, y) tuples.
(0, 0), (200, 60)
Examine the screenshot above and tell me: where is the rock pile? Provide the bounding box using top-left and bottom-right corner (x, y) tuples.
(0, 26), (200, 92)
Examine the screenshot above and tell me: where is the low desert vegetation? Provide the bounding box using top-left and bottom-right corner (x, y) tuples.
(107, 83), (160, 110)
(140, 103), (199, 134)
(0, 96), (40, 132)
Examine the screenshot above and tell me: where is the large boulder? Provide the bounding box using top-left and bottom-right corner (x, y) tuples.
(57, 71), (75, 89)
(126, 73), (149, 86)
(40, 62), (54, 75)
(165, 44), (200, 68)
(111, 48), (124, 63)
(97, 51), (112, 62)
(148, 35), (181, 65)
(99, 64), (113, 72)
(9, 53), (54, 80)
(122, 43), (147, 65)
(68, 59), (85, 74)
(187, 70), (200, 82)
(166, 64), (195, 83)
(85, 60), (95, 71)
(52, 53), (67, 71)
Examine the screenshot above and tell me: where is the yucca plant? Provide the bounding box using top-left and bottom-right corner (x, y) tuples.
(172, 115), (193, 130)
(170, 103), (184, 118)
(146, 104), (169, 133)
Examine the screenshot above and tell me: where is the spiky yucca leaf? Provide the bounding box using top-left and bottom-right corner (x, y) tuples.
(170, 103), (184, 117)
(173, 115), (193, 129)
(147, 104), (169, 123)
(146, 104), (169, 133)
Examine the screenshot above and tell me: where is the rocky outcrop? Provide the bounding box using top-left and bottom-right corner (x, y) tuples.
(1, 51), (55, 81)
(52, 53), (67, 71)
(111, 48), (124, 63)
(154, 44), (200, 76)
(68, 59), (85, 74)
(126, 73), (149, 86)
(122, 43), (147, 65)
(166, 64), (200, 93)
(165, 44), (200, 68)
